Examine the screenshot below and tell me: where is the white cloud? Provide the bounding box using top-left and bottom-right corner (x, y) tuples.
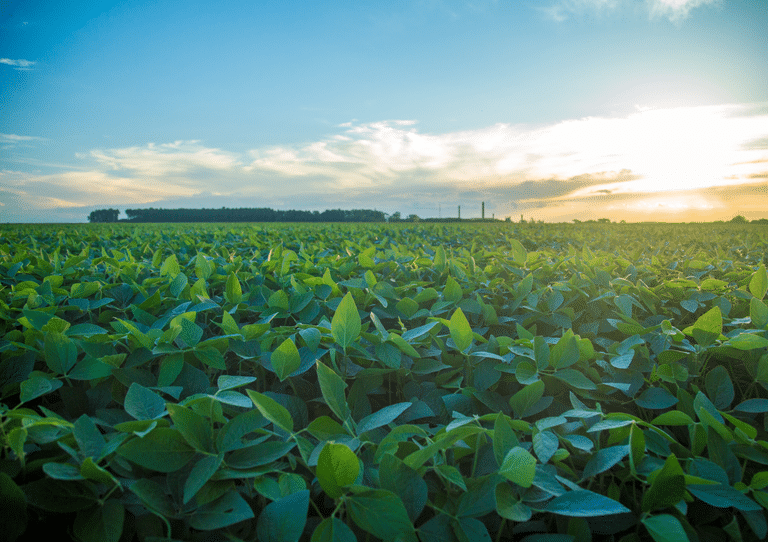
(0, 58), (36, 70)
(646, 0), (720, 22)
(542, 0), (718, 22)
(85, 140), (242, 177)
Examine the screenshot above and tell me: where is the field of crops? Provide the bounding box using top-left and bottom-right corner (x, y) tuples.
(2, 221), (768, 541)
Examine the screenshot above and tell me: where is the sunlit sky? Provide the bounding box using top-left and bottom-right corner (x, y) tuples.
(2, 0), (767, 223)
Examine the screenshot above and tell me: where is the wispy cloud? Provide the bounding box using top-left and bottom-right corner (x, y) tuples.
(0, 58), (36, 71)
(542, 0), (718, 22)
(646, 0), (720, 22)
(84, 140), (242, 177)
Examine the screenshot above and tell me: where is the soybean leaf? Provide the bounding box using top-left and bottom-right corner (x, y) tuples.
(166, 403), (214, 453)
(581, 445), (629, 481)
(317, 442), (359, 498)
(271, 338), (301, 382)
(499, 447), (536, 488)
(116, 428), (195, 472)
(705, 365), (734, 410)
(332, 292), (361, 350)
(189, 489), (255, 531)
(687, 484), (762, 511)
(311, 517), (357, 542)
(545, 489), (631, 517)
(246, 390), (294, 434)
(449, 307), (473, 353)
(379, 453), (428, 522)
(634, 387), (678, 410)
(44, 331), (78, 375)
(642, 454), (685, 512)
(183, 454), (222, 504)
(642, 514), (691, 542)
(256, 490), (309, 542)
(72, 499), (124, 542)
(225, 272), (242, 305)
(124, 382), (166, 421)
(356, 402), (412, 435)
(509, 380), (545, 418)
(690, 306), (722, 347)
(347, 488), (417, 542)
(315, 362), (351, 424)
(750, 264), (768, 300)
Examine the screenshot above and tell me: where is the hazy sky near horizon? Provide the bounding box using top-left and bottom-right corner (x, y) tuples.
(2, 0), (767, 223)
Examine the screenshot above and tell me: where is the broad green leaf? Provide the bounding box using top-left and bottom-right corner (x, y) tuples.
(217, 374), (257, 391)
(651, 411), (694, 426)
(496, 483), (532, 522)
(347, 488), (417, 542)
(44, 331), (78, 375)
(449, 307), (473, 353)
(80, 457), (119, 487)
(166, 403), (214, 453)
(225, 272), (242, 305)
(315, 361), (351, 424)
(510, 239), (527, 266)
(705, 365), (734, 409)
(332, 292), (361, 349)
(159, 254), (180, 276)
(379, 453), (428, 522)
(728, 332), (768, 350)
(73, 499), (124, 542)
(311, 517), (357, 542)
(687, 483), (761, 511)
(750, 264), (768, 300)
(455, 517), (492, 542)
(356, 402), (411, 435)
(642, 514), (690, 542)
(550, 333), (580, 369)
(189, 489), (255, 530)
(552, 369), (596, 390)
(735, 399), (768, 413)
(271, 337), (301, 381)
(195, 252), (213, 279)
(581, 445), (630, 480)
(642, 454), (685, 512)
(124, 382), (166, 421)
(545, 489), (631, 517)
(178, 317), (203, 347)
(183, 454), (222, 504)
(317, 442), (359, 498)
(634, 386), (678, 410)
(499, 447), (536, 488)
(514, 361), (538, 386)
(751, 298), (768, 328)
(169, 272), (188, 297)
(246, 390), (294, 433)
(444, 276), (463, 303)
(256, 490), (309, 542)
(629, 423), (646, 473)
(227, 440), (296, 469)
(73, 414), (105, 459)
(493, 414), (520, 466)
(509, 380), (544, 418)
(533, 430), (559, 464)
(116, 427), (195, 472)
(690, 306), (722, 347)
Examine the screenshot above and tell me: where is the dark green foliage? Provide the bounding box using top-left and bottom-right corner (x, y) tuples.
(2, 221), (768, 540)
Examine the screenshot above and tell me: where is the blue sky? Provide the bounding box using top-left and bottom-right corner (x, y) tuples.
(2, 0), (767, 222)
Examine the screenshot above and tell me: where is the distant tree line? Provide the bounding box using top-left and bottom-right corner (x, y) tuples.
(87, 209), (120, 223)
(88, 207), (389, 223)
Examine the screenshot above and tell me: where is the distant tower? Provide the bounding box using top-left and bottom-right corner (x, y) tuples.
(482, 202), (485, 220)
(458, 205), (461, 220)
